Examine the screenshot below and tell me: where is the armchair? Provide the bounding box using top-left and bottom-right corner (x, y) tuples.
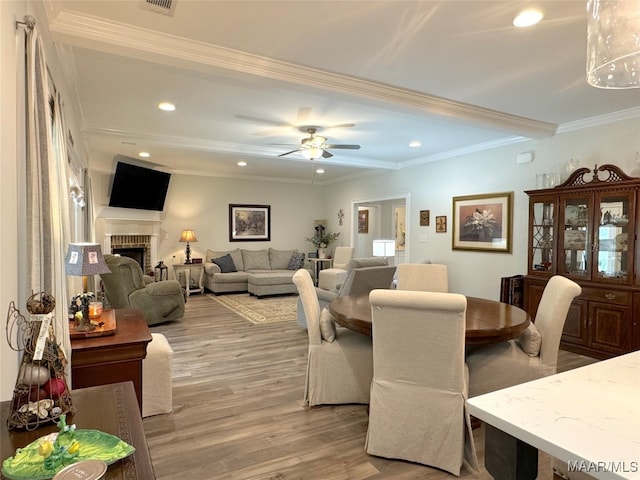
(100, 254), (186, 326)
(317, 246), (354, 291)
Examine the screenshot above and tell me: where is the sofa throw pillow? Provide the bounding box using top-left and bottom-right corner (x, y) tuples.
(288, 252), (305, 270)
(269, 248), (295, 270)
(212, 254), (237, 273)
(518, 323), (542, 357)
(242, 249), (270, 271)
(319, 308), (337, 343)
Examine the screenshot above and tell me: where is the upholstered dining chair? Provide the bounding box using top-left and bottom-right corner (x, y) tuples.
(395, 263), (448, 292)
(317, 246), (354, 291)
(296, 265), (396, 329)
(100, 254), (186, 326)
(293, 268), (373, 407)
(365, 289), (478, 476)
(466, 275), (582, 398)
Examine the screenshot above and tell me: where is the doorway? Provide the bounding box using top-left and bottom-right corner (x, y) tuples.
(351, 193), (410, 265)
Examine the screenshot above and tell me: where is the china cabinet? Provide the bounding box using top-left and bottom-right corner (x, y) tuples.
(525, 164), (640, 359)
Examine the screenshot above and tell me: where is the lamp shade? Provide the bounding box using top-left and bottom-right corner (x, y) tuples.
(373, 239), (396, 257)
(587, 0), (640, 89)
(64, 243), (111, 276)
(179, 229), (198, 243)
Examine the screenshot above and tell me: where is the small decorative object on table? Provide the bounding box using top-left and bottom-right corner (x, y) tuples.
(306, 225), (340, 259)
(1, 414), (134, 479)
(5, 292), (74, 430)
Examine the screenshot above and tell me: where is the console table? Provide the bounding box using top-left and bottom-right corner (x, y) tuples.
(1, 382), (155, 479)
(71, 309), (152, 412)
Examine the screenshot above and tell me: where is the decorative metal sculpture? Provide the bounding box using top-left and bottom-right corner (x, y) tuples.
(5, 292), (74, 430)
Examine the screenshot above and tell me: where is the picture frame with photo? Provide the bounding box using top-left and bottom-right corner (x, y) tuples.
(452, 192), (513, 252)
(229, 204), (271, 241)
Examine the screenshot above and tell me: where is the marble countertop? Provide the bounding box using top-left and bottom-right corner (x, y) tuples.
(467, 351), (640, 480)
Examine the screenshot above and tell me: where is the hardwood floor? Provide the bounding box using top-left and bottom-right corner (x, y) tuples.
(143, 294), (597, 480)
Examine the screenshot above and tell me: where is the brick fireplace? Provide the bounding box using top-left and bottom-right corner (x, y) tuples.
(104, 233), (158, 275)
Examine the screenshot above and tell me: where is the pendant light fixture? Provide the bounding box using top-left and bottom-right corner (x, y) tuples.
(586, 0), (640, 89)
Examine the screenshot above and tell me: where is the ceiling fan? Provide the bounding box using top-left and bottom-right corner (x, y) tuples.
(276, 127), (361, 160)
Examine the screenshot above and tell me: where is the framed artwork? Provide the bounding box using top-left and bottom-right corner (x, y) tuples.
(452, 192), (513, 253)
(394, 206), (406, 250)
(419, 210), (430, 226)
(358, 209), (369, 234)
(436, 215), (447, 233)
(229, 204), (271, 241)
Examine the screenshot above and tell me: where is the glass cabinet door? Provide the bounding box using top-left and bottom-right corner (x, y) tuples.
(594, 191), (633, 283)
(559, 196), (591, 279)
(530, 197), (555, 274)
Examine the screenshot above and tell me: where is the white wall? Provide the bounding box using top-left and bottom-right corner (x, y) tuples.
(0, 0), (27, 401)
(323, 117), (640, 300)
(92, 170), (331, 267)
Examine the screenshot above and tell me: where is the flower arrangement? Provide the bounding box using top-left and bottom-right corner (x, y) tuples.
(305, 228), (340, 249)
(463, 208), (500, 240)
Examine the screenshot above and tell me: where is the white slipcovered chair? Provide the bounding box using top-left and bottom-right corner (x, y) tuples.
(292, 268), (373, 406)
(317, 246), (354, 291)
(296, 265), (396, 329)
(142, 333), (174, 417)
(395, 263), (448, 292)
(466, 275), (582, 398)
(365, 289), (478, 476)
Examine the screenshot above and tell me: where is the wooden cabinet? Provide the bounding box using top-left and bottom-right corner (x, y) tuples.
(525, 165), (640, 359)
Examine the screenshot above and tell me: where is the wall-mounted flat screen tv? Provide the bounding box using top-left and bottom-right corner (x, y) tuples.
(108, 161), (171, 211)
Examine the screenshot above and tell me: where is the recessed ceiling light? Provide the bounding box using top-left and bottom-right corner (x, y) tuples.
(138, 151), (150, 158)
(513, 8), (543, 27)
(409, 141), (422, 148)
(158, 102), (176, 111)
(237, 161), (247, 167)
(315, 168), (325, 174)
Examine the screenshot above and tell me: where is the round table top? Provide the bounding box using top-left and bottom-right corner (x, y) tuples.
(329, 293), (531, 345)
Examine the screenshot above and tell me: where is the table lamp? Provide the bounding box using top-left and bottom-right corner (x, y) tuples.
(373, 239), (395, 263)
(179, 229), (198, 264)
(65, 243), (111, 331)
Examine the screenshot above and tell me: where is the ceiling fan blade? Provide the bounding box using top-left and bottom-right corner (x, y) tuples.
(278, 149), (301, 157)
(322, 150), (334, 159)
(326, 123), (356, 129)
(235, 114), (292, 128)
(324, 144), (361, 150)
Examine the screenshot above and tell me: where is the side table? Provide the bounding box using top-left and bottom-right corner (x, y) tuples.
(308, 258), (332, 286)
(1, 382), (155, 479)
(71, 309), (152, 412)
(172, 263), (204, 296)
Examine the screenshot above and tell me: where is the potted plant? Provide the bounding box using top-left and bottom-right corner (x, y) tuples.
(306, 227), (340, 259)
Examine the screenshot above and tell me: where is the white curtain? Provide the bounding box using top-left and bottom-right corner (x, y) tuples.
(25, 25), (72, 372)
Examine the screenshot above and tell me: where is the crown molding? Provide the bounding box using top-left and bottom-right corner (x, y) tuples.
(557, 106), (640, 134)
(50, 9), (557, 140)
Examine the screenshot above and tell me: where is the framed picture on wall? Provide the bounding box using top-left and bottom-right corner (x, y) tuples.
(452, 192), (513, 252)
(435, 215), (447, 233)
(358, 209), (369, 234)
(229, 204), (271, 241)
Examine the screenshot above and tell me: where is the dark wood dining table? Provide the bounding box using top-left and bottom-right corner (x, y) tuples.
(329, 293), (531, 345)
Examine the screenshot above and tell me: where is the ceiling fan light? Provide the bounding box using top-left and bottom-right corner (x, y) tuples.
(301, 146), (323, 160)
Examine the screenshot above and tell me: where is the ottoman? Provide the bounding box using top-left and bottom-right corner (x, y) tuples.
(247, 272), (297, 298)
(142, 333), (173, 417)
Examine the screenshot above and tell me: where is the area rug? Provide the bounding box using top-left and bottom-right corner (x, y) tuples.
(208, 293), (298, 325)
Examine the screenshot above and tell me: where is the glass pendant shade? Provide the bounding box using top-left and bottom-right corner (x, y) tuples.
(301, 146), (323, 160)
(586, 0), (640, 89)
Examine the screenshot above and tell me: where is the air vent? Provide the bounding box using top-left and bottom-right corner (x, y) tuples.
(140, 0), (176, 16)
